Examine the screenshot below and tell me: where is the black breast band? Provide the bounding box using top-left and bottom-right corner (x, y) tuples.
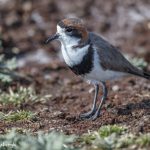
(69, 44), (94, 75)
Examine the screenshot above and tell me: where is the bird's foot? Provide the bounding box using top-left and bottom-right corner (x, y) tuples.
(90, 111), (100, 120)
(80, 109), (96, 119)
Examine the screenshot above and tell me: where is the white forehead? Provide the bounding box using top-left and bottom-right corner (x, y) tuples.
(57, 25), (64, 34)
(56, 25), (78, 44)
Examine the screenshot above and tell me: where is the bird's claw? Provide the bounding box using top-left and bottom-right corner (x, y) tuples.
(79, 110), (100, 120)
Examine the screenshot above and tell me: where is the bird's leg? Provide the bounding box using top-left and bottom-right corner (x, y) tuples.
(80, 84), (99, 119)
(91, 82), (107, 120)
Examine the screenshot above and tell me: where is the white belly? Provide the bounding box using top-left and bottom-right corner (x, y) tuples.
(84, 50), (125, 83)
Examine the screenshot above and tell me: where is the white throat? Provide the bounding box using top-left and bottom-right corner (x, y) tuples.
(57, 25), (89, 67)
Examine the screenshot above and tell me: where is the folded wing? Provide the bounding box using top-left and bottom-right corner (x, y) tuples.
(89, 32), (150, 80)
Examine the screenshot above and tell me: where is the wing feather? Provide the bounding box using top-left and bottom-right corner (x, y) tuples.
(89, 32), (143, 75)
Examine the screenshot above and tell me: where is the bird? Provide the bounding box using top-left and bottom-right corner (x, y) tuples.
(45, 18), (150, 120)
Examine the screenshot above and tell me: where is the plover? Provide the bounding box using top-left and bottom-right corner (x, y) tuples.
(46, 18), (150, 120)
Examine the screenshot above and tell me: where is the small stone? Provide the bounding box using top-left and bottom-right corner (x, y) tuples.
(114, 94), (119, 99)
(53, 111), (63, 117)
(63, 79), (72, 86)
(89, 87), (94, 93)
(23, 1), (32, 12)
(112, 85), (120, 91)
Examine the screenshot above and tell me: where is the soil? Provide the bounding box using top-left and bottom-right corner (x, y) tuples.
(0, 0), (150, 135)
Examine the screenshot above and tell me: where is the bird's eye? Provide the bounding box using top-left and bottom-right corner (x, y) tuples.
(65, 28), (73, 32)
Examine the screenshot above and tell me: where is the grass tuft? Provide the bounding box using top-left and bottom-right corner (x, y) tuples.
(115, 133), (136, 148)
(125, 54), (148, 69)
(80, 125), (150, 150)
(0, 86), (52, 106)
(98, 125), (126, 138)
(0, 110), (35, 122)
(0, 129), (77, 150)
(0, 125), (150, 150)
(136, 134), (150, 147)
(79, 131), (96, 144)
(0, 54), (17, 83)
(79, 125), (126, 144)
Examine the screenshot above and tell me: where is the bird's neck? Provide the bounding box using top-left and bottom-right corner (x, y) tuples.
(60, 39), (90, 67)
(61, 34), (90, 49)
(61, 38), (80, 49)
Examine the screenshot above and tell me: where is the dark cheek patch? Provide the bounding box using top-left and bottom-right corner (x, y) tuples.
(58, 21), (82, 38)
(71, 30), (82, 38)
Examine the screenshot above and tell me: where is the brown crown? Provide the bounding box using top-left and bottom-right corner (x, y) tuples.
(58, 18), (88, 42)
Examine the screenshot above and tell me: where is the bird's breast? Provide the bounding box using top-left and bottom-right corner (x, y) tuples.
(61, 44), (94, 75)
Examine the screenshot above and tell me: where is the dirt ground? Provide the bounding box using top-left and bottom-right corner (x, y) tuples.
(0, 0), (150, 135)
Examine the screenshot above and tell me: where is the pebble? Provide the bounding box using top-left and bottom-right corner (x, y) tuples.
(89, 87), (94, 93)
(112, 85), (120, 91)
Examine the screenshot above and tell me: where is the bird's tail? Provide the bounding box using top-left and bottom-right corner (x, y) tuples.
(129, 69), (150, 80)
(143, 71), (150, 80)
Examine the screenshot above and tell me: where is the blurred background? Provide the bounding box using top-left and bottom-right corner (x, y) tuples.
(0, 0), (150, 139)
(0, 0), (150, 67)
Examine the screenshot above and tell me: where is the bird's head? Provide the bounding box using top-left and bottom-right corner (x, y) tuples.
(46, 18), (88, 47)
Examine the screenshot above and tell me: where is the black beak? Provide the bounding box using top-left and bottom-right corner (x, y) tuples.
(45, 33), (59, 44)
